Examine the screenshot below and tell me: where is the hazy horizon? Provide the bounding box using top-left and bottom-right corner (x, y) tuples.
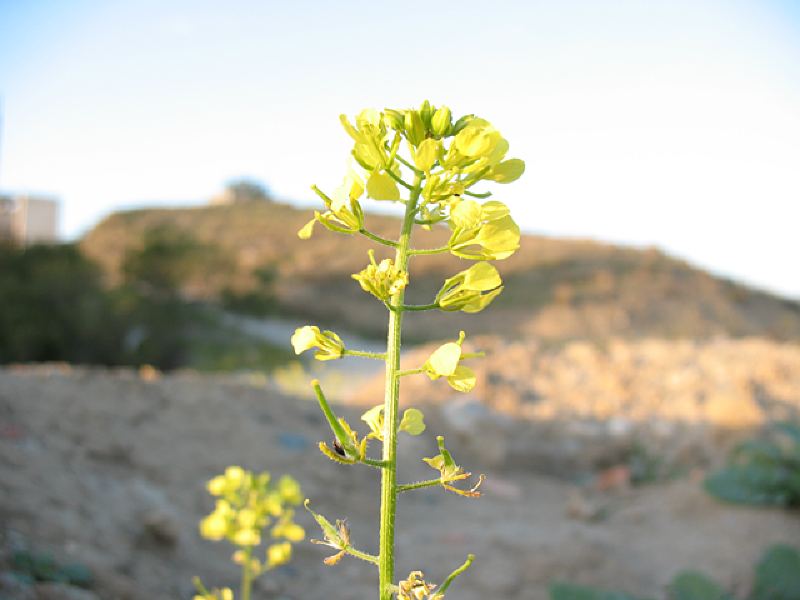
(1, 0), (799, 298)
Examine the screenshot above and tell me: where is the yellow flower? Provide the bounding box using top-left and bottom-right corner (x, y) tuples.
(290, 326), (345, 361)
(233, 528), (260, 547)
(448, 199), (520, 260)
(299, 179), (365, 239)
(266, 542), (292, 568)
(199, 512), (228, 540)
(436, 263), (503, 313)
(422, 332), (477, 393)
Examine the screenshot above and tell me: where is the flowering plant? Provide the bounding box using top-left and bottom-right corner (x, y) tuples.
(294, 100), (524, 599)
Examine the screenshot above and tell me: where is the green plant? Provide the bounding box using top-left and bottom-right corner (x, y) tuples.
(292, 101), (524, 599)
(704, 421), (800, 507)
(194, 467), (305, 600)
(10, 549), (93, 588)
(549, 544), (800, 600)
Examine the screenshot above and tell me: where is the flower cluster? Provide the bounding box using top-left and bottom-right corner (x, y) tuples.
(352, 249), (409, 302)
(198, 467), (304, 579)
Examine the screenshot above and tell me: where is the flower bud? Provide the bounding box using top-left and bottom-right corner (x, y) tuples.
(352, 250), (409, 301)
(431, 106), (452, 137)
(404, 110), (426, 146)
(419, 99), (434, 129)
(383, 109), (405, 131)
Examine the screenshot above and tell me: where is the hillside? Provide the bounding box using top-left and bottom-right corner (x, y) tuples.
(80, 201), (800, 343)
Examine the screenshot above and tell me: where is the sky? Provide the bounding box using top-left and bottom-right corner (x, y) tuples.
(1, 0), (799, 298)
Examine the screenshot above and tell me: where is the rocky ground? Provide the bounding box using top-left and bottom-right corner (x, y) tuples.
(1, 341), (799, 600)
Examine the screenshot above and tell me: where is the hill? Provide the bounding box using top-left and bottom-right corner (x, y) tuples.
(80, 201), (800, 343)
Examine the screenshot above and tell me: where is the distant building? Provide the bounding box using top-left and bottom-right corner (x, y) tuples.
(0, 194), (59, 245)
(210, 179), (272, 205)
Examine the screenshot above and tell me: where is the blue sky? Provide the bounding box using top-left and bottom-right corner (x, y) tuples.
(1, 0), (799, 298)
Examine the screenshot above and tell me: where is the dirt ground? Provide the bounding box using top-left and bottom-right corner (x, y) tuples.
(1, 363), (799, 600)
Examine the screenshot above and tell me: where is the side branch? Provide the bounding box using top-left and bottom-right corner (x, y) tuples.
(346, 546), (380, 566)
(394, 154), (424, 176)
(386, 302), (440, 312)
(343, 349), (387, 360)
(463, 189), (492, 199)
(397, 479), (441, 493)
(359, 228), (399, 248)
(385, 169), (414, 191)
(408, 246), (450, 256)
(396, 367), (425, 378)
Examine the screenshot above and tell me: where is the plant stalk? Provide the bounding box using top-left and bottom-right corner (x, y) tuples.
(378, 174), (422, 599)
(240, 546), (253, 600)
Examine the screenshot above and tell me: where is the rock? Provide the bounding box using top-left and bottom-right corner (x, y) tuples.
(141, 511), (179, 547)
(129, 480), (180, 548)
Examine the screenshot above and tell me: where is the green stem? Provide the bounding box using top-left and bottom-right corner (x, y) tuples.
(379, 174), (422, 600)
(343, 349), (387, 360)
(396, 302), (439, 311)
(240, 546), (253, 600)
(359, 228), (399, 248)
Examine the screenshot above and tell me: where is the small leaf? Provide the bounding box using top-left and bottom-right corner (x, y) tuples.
(367, 170), (400, 201)
(399, 408), (426, 436)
